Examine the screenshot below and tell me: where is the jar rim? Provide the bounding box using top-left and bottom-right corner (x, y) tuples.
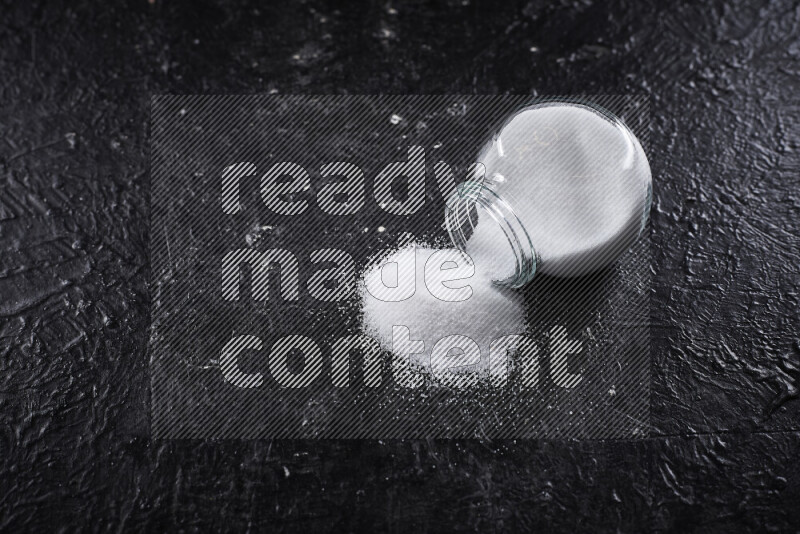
(444, 182), (538, 289)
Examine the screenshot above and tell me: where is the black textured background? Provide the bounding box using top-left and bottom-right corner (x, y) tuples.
(1, 0), (798, 531)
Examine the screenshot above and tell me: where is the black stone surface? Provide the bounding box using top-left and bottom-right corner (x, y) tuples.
(0, 0), (798, 531)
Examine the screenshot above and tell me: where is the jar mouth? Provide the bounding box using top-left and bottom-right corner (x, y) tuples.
(444, 182), (537, 289)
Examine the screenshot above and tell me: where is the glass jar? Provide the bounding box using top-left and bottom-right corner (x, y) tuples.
(445, 101), (652, 288)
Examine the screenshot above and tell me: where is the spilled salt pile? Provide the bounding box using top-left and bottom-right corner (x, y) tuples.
(359, 241), (526, 387)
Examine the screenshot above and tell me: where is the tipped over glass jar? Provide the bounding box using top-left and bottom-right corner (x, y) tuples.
(445, 101), (652, 288)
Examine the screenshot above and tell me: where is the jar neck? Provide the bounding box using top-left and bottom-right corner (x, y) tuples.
(444, 182), (538, 289)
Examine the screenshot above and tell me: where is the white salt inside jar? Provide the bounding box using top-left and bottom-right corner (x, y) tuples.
(446, 102), (652, 285)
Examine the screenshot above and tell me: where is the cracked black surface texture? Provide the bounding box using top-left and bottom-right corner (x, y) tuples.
(0, 0), (799, 531)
